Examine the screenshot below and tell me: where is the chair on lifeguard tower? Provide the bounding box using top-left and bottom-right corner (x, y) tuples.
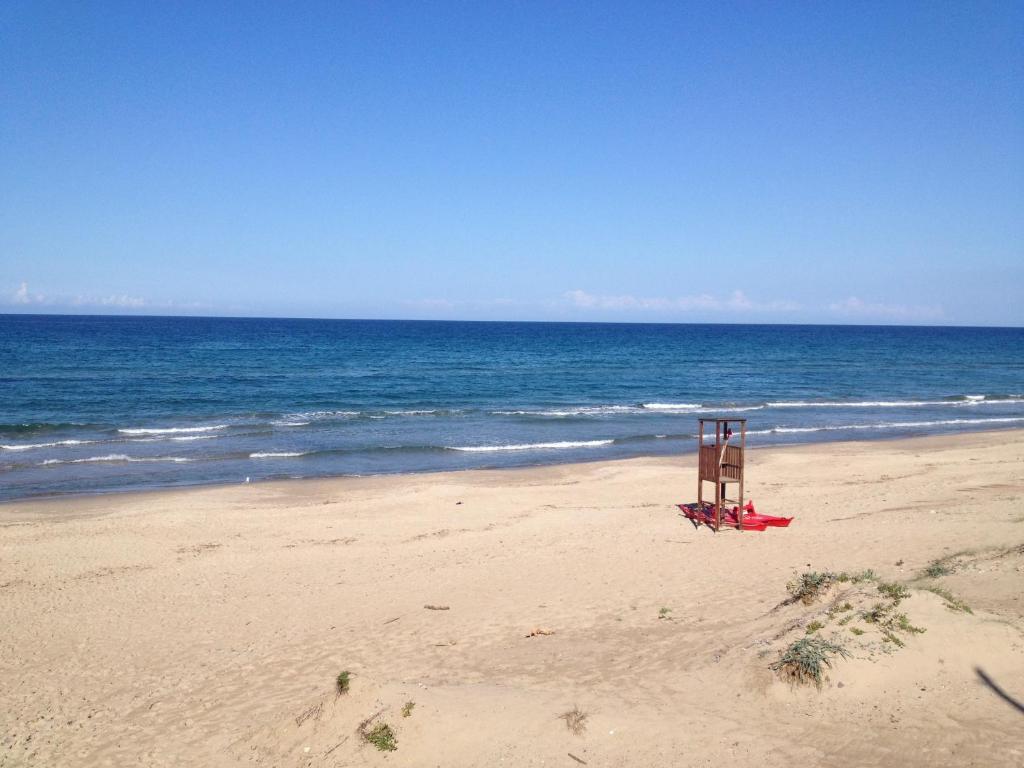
(697, 418), (746, 531)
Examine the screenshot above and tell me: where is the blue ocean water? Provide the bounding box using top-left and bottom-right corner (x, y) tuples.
(1, 315), (1022, 501)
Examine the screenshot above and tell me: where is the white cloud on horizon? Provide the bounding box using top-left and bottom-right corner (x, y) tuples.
(12, 281), (42, 305)
(7, 282), (149, 309)
(828, 296), (943, 321)
(563, 289), (801, 313)
(4, 282), (211, 312)
(4, 282), (947, 324)
(401, 297), (520, 312)
(564, 290), (946, 323)
(74, 294), (147, 308)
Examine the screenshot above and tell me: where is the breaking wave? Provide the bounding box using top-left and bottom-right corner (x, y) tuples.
(1, 439), (95, 451)
(118, 424), (229, 436)
(41, 454), (193, 465)
(754, 416), (1024, 435)
(449, 439), (614, 452)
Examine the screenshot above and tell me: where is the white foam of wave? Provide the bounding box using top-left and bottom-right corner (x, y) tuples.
(767, 397), (1024, 408)
(249, 451), (308, 458)
(285, 411), (359, 421)
(768, 400), (941, 408)
(765, 417), (1024, 434)
(494, 397), (1024, 417)
(698, 405), (766, 413)
(1, 439), (93, 451)
(495, 405), (640, 417)
(641, 403), (702, 411)
(41, 454), (192, 465)
(450, 439), (614, 452)
(119, 424), (228, 435)
(277, 409), (454, 422)
(130, 433), (224, 444)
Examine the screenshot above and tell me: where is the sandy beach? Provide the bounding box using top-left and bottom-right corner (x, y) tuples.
(2, 430), (1023, 767)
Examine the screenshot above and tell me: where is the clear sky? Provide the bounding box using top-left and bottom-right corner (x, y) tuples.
(2, 1), (1022, 325)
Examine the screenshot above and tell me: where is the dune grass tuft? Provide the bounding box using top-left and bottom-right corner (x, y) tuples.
(336, 670), (351, 694)
(861, 602), (890, 624)
(559, 706), (588, 736)
(364, 722), (397, 751)
(923, 585), (972, 614)
(876, 582), (910, 604)
(787, 572), (837, 604)
(919, 550), (974, 580)
(787, 569), (878, 606)
(771, 636), (850, 688)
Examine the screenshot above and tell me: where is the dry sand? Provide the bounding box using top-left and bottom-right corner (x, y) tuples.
(2, 431), (1023, 767)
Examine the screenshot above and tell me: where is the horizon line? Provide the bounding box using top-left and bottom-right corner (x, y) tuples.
(1, 311), (1020, 331)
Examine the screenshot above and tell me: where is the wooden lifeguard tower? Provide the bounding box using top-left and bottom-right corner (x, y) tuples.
(697, 418), (747, 531)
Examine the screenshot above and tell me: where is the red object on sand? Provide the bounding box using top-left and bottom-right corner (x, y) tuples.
(677, 500), (792, 532)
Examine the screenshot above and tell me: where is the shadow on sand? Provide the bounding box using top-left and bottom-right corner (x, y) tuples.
(976, 666), (1024, 715)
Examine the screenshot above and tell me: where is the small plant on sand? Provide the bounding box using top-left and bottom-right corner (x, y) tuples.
(787, 572), (836, 604)
(919, 550), (973, 580)
(658, 607), (672, 617)
(861, 602), (891, 624)
(771, 637), (850, 689)
(363, 722), (397, 752)
(788, 569), (878, 606)
(827, 601), (854, 620)
(877, 582), (910, 604)
(336, 671), (351, 694)
(893, 613), (925, 635)
(837, 613), (854, 626)
(861, 596), (926, 643)
(806, 620), (825, 634)
(836, 569), (877, 584)
(559, 706), (588, 736)
(401, 701), (415, 718)
(882, 630), (905, 647)
(923, 585), (972, 614)
(850, 626), (864, 636)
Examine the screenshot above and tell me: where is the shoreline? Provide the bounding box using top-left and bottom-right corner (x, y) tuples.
(3, 425), (1024, 513)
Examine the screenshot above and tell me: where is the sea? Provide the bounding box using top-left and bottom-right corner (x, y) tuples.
(1, 314), (1022, 501)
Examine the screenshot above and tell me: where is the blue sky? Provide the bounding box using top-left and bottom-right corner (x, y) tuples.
(2, 1), (1022, 325)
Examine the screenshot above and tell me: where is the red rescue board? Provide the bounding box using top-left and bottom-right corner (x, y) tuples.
(677, 500), (792, 532)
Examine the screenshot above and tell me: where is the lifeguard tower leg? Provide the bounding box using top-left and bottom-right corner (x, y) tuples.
(696, 421), (703, 519)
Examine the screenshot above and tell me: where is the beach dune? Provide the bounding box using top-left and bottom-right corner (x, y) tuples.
(2, 431), (1023, 766)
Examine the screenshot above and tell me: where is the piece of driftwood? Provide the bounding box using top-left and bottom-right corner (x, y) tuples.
(525, 627), (555, 637)
(324, 736), (349, 756)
